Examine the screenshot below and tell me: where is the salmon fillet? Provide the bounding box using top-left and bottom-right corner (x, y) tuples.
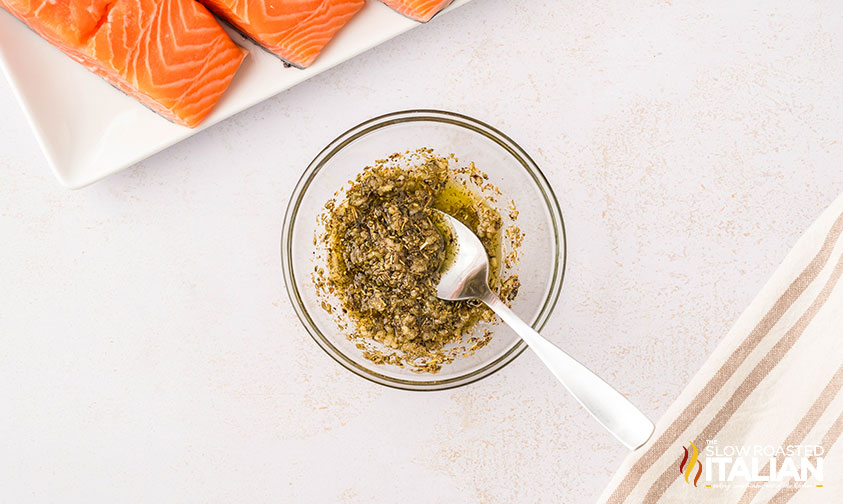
(380, 0), (452, 22)
(0, 0), (247, 127)
(199, 0), (364, 68)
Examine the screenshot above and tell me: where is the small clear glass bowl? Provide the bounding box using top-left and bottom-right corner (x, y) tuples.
(281, 110), (566, 390)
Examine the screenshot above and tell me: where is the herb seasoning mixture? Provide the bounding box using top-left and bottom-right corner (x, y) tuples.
(315, 149), (521, 372)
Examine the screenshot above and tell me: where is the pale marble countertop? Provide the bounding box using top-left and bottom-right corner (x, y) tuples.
(1, 1), (842, 502)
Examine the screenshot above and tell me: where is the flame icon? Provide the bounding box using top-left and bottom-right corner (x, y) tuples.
(679, 441), (702, 487)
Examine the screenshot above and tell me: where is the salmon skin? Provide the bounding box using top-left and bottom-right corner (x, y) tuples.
(0, 0), (247, 128)
(198, 0), (364, 69)
(380, 0), (452, 22)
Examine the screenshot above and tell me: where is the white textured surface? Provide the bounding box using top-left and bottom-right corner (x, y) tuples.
(1, 1), (842, 502)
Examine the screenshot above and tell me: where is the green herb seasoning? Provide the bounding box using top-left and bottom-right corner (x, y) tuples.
(317, 150), (521, 372)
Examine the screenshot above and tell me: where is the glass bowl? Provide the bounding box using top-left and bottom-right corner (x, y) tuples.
(281, 110), (566, 390)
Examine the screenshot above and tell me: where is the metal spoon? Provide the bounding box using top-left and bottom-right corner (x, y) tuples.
(433, 209), (654, 450)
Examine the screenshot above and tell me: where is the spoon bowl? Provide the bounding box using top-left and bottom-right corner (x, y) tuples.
(433, 209), (492, 302)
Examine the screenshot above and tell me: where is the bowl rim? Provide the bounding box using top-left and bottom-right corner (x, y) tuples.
(281, 109), (566, 391)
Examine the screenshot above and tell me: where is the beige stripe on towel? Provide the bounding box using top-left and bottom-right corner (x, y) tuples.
(770, 411), (843, 503)
(737, 364), (843, 504)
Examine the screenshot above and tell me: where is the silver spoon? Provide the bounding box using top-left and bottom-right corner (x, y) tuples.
(433, 210), (654, 450)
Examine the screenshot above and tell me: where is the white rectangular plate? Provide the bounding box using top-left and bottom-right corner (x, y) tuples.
(0, 1), (468, 188)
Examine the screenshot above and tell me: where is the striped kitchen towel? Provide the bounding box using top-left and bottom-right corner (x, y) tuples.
(599, 192), (843, 504)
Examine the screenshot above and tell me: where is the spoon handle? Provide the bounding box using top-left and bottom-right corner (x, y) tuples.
(482, 292), (654, 450)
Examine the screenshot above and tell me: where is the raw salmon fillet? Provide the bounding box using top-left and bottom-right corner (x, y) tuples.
(199, 0), (364, 68)
(380, 0), (452, 22)
(0, 0), (247, 127)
